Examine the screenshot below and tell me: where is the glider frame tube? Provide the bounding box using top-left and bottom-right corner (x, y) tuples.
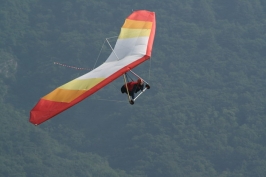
(129, 70), (149, 85)
(133, 87), (147, 101)
(123, 74), (132, 101)
(128, 70), (150, 102)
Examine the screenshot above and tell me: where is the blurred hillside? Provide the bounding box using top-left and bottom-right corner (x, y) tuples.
(1, 0), (266, 176)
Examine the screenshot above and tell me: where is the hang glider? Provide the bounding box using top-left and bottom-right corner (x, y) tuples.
(30, 10), (156, 125)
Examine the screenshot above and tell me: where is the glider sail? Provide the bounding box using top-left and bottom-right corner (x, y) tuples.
(30, 10), (156, 125)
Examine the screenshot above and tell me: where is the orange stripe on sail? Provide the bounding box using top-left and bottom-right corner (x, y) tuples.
(123, 19), (152, 29)
(43, 88), (87, 103)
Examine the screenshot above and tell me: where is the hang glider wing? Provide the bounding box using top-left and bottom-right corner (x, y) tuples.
(30, 10), (156, 125)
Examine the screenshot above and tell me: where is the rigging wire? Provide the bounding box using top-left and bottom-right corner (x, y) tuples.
(125, 73), (134, 81)
(148, 56), (152, 81)
(93, 40), (106, 69)
(93, 36), (118, 68)
(53, 62), (91, 71)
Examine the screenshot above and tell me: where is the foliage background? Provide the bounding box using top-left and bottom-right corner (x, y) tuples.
(1, 0), (266, 176)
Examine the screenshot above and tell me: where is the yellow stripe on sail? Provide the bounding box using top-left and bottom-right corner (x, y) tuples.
(59, 78), (105, 90)
(118, 28), (151, 39)
(43, 78), (105, 102)
(123, 19), (152, 29)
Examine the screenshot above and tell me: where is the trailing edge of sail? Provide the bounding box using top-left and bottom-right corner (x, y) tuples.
(30, 10), (156, 125)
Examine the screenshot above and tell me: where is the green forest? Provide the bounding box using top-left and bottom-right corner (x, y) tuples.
(1, 0), (266, 176)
